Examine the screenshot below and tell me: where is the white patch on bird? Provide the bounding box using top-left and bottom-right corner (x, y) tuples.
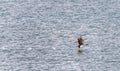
(80, 45), (84, 48)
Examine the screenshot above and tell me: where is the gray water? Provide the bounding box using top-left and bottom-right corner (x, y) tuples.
(0, 0), (120, 71)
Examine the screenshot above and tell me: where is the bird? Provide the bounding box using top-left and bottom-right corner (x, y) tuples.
(77, 36), (84, 48)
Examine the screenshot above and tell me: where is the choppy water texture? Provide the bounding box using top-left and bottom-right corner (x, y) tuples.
(0, 0), (120, 71)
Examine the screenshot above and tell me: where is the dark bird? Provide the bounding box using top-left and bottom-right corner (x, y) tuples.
(77, 36), (84, 48)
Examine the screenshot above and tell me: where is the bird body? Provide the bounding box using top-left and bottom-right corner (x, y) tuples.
(77, 36), (84, 48)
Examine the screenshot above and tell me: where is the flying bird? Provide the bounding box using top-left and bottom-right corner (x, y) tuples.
(77, 36), (84, 48)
